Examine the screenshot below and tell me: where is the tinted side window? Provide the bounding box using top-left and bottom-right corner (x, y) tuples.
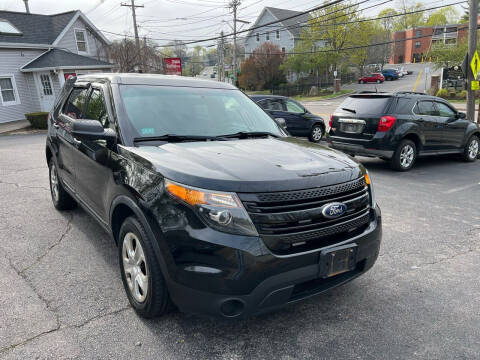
(435, 102), (456, 117)
(285, 99), (304, 113)
(85, 89), (110, 128)
(62, 87), (90, 119)
(415, 101), (437, 116)
(261, 99), (284, 111)
(394, 97), (414, 114)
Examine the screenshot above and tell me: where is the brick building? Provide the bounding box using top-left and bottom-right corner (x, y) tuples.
(390, 23), (470, 64)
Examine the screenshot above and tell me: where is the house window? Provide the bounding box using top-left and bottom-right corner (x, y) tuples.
(415, 41), (421, 48)
(256, 33), (259, 42)
(416, 30), (422, 37)
(276, 30), (280, 39)
(75, 29), (88, 53)
(0, 19), (22, 35)
(40, 74), (53, 95)
(266, 32), (269, 41)
(0, 76), (20, 106)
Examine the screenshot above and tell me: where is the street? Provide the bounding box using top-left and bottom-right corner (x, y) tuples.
(304, 63), (435, 119)
(1, 133), (479, 359)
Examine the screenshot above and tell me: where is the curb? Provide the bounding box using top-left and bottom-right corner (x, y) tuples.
(0, 120), (30, 134)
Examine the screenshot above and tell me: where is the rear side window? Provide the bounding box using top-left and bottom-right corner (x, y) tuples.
(394, 97), (414, 114)
(259, 99), (284, 111)
(62, 87), (90, 119)
(415, 101), (437, 116)
(337, 96), (392, 115)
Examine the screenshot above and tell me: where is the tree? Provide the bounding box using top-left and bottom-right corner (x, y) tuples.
(238, 42), (286, 90)
(349, 21), (379, 73)
(394, 1), (426, 31)
(426, 38), (468, 69)
(426, 6), (458, 26)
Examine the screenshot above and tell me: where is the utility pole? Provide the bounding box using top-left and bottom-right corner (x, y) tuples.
(229, 0), (240, 85)
(219, 31), (225, 82)
(121, 0), (144, 70)
(466, 0), (478, 122)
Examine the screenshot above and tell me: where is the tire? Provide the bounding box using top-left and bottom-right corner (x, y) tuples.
(360, 80), (365, 84)
(461, 135), (479, 162)
(390, 139), (417, 171)
(119, 216), (171, 318)
(309, 124), (324, 142)
(48, 159), (76, 210)
(376, 79), (381, 84)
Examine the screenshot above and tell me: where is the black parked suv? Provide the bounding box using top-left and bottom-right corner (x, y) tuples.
(250, 95), (326, 142)
(46, 74), (381, 318)
(327, 92), (480, 171)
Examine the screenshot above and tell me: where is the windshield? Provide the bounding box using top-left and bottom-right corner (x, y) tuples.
(119, 85), (283, 138)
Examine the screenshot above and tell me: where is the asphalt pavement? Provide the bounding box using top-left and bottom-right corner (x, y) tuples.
(0, 133), (479, 360)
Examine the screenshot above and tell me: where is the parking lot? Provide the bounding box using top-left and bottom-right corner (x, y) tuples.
(0, 133), (479, 359)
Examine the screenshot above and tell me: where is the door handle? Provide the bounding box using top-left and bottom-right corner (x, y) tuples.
(73, 138), (82, 147)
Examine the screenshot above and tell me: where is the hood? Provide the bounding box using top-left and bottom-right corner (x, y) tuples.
(120, 137), (363, 193)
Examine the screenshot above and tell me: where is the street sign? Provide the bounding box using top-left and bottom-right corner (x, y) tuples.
(470, 50), (480, 80)
(471, 80), (479, 90)
(164, 57), (182, 75)
(333, 70), (338, 78)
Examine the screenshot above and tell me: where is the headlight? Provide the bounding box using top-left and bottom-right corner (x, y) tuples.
(363, 170), (376, 209)
(165, 179), (258, 237)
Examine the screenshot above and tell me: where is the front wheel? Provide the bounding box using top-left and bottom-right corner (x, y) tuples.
(376, 79), (381, 84)
(461, 135), (479, 162)
(119, 216), (172, 318)
(390, 139), (417, 171)
(360, 80), (365, 84)
(309, 124), (324, 142)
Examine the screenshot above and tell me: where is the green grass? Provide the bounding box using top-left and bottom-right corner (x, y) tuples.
(292, 89), (355, 102)
(244, 90), (271, 95)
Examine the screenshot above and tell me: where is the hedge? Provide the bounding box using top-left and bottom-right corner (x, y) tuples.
(25, 112), (49, 129)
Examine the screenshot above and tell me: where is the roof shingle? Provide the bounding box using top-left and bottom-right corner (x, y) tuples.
(22, 48), (114, 70)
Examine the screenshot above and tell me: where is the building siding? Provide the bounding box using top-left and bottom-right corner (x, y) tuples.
(0, 48), (44, 123)
(56, 18), (109, 62)
(244, 10), (295, 56)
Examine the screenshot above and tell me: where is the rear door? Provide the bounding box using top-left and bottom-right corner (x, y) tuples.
(258, 98), (290, 129)
(434, 101), (467, 149)
(412, 100), (443, 150)
(331, 95), (393, 140)
(283, 98), (308, 135)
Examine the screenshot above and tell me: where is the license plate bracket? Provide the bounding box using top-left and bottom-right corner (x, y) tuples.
(319, 244), (358, 278)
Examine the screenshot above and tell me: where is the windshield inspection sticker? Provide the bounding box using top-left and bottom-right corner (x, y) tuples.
(141, 128), (155, 135)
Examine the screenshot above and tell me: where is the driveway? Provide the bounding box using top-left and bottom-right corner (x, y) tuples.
(0, 133), (479, 359)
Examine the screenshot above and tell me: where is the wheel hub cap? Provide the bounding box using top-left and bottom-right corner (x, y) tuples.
(50, 164), (59, 202)
(469, 139), (479, 159)
(313, 127), (322, 141)
(122, 232), (148, 303)
(400, 145), (414, 168)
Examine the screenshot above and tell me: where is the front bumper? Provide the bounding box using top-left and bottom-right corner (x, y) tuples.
(164, 206), (382, 318)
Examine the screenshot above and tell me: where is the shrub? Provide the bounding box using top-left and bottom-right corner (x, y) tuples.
(25, 112), (49, 129)
(458, 90), (467, 99)
(436, 88), (448, 98)
(448, 91), (457, 99)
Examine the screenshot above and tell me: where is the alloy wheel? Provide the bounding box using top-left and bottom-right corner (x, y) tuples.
(312, 126), (323, 141)
(400, 144), (415, 168)
(122, 232), (149, 303)
(50, 163), (59, 203)
(468, 138), (479, 159)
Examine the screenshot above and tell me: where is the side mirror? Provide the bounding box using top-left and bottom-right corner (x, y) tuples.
(275, 117), (287, 130)
(72, 119), (116, 142)
(456, 112), (466, 119)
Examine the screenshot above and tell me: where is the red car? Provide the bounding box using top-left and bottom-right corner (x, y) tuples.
(358, 73), (384, 84)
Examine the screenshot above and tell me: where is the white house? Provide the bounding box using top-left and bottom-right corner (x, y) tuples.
(0, 9), (114, 124)
(244, 7), (311, 56)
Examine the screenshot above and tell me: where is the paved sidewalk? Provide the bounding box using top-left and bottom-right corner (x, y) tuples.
(0, 120), (30, 134)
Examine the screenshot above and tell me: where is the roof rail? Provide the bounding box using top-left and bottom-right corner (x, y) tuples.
(396, 91), (428, 96)
(356, 90), (388, 94)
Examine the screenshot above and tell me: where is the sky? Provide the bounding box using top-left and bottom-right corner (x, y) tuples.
(0, 0), (465, 48)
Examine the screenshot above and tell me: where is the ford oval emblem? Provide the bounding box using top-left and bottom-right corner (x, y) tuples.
(322, 202), (347, 219)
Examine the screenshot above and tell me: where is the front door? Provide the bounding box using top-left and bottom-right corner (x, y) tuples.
(36, 72), (56, 112)
(283, 98), (308, 135)
(413, 100), (443, 151)
(434, 101), (467, 149)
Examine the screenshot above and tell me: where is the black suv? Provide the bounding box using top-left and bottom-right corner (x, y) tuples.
(250, 95), (326, 142)
(46, 74), (381, 318)
(327, 92), (480, 171)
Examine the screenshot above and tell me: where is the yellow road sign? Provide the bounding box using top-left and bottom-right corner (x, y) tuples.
(470, 51), (480, 80)
(471, 80), (479, 90)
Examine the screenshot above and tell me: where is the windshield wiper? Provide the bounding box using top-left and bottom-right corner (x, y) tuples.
(133, 134), (226, 143)
(218, 131), (280, 139)
(341, 107), (356, 114)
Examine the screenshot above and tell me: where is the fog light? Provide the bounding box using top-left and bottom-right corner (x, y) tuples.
(209, 210), (232, 225)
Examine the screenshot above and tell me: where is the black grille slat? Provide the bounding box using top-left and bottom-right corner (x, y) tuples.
(239, 177), (371, 254)
(262, 211), (370, 244)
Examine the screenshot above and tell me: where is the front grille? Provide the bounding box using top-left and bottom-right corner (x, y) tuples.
(238, 178), (371, 254)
